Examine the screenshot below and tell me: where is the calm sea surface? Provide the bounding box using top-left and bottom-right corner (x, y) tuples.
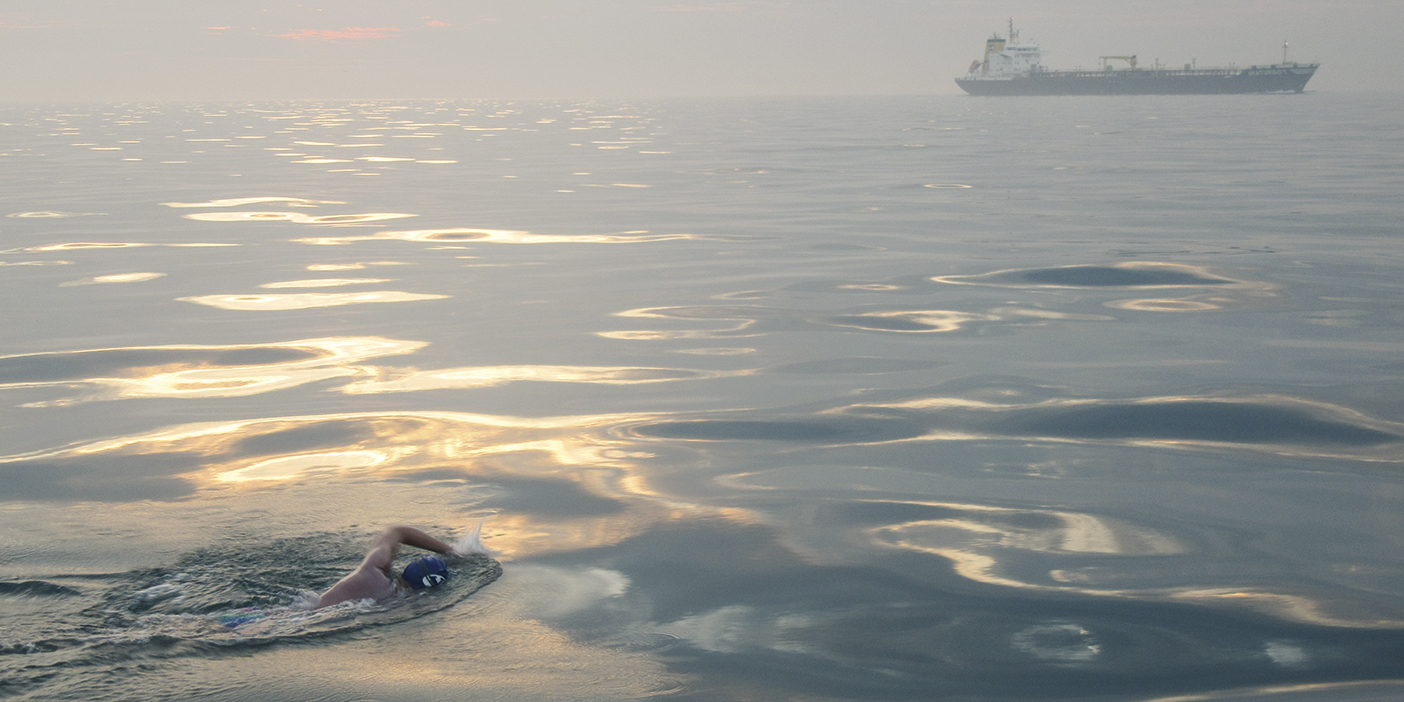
(2, 93), (1403, 701)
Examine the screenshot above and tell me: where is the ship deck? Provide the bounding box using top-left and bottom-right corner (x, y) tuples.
(956, 64), (1318, 96)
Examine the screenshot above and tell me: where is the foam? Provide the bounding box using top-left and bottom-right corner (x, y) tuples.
(450, 519), (497, 558)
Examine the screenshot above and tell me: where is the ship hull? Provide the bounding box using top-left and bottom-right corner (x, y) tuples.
(956, 65), (1318, 96)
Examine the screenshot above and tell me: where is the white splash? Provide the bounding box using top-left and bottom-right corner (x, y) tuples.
(450, 519), (497, 558)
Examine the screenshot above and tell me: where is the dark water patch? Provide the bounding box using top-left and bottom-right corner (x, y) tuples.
(770, 358), (945, 375)
(713, 290), (773, 300)
(995, 402), (1397, 446)
(820, 309), (992, 335)
(631, 417), (929, 444)
(229, 421), (375, 458)
(628, 393), (1398, 458)
(637, 420), (841, 442)
(0, 347), (320, 384)
(808, 243), (884, 251)
(730, 165), (801, 174)
(982, 511), (1067, 530)
(479, 477), (626, 517)
(1014, 266), (1230, 287)
(0, 453), (201, 502)
(828, 501), (962, 525)
(765, 603), (1404, 700)
(937, 264), (1238, 289)
(0, 639), (79, 655)
(921, 375), (1081, 404)
(824, 500), (1064, 532)
(536, 521), (1404, 701)
(612, 368), (710, 382)
(827, 315), (941, 331)
(391, 467), (472, 482)
(0, 581), (81, 597)
(785, 275), (929, 295)
(638, 305), (775, 321)
(537, 521), (820, 620)
(211, 347), (320, 366)
(221, 416), (439, 461)
(612, 304), (988, 339)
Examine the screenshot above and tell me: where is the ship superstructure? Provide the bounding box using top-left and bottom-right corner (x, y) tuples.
(955, 22), (1318, 96)
(975, 26), (1044, 79)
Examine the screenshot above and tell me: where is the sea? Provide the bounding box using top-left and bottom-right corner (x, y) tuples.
(1, 92), (1403, 701)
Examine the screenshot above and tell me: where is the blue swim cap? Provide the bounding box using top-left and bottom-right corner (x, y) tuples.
(401, 556), (450, 590)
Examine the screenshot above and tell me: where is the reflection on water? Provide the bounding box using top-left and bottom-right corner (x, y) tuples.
(0, 407), (701, 563)
(933, 262), (1250, 289)
(604, 304), (1039, 340)
(4, 96), (1404, 701)
(305, 261), (408, 271)
(5, 241), (237, 252)
(183, 211), (417, 225)
(6, 210), (106, 218)
(630, 392), (1402, 460)
(827, 309), (996, 332)
(1105, 298), (1224, 311)
(602, 280), (1262, 339)
(181, 291), (448, 310)
(293, 227), (696, 246)
(341, 364), (737, 394)
(869, 499), (1185, 558)
(161, 197), (345, 208)
(259, 278), (393, 288)
(3, 410), (645, 487)
(0, 337), (422, 403)
(60, 272), (165, 286)
(1011, 624), (1101, 665)
(0, 336), (740, 407)
(14, 242), (149, 251)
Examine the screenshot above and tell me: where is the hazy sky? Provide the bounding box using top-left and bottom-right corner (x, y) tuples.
(1, 0), (1399, 102)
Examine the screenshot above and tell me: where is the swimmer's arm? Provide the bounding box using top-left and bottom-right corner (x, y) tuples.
(384, 525), (455, 555)
(361, 526), (456, 577)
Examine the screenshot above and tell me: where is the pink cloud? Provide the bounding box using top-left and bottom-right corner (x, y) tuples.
(275, 26), (401, 40)
(426, 19), (450, 28)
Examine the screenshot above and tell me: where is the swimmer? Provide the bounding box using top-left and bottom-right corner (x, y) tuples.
(314, 525), (477, 609)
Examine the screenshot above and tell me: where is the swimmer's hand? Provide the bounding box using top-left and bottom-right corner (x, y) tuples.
(447, 519), (496, 558)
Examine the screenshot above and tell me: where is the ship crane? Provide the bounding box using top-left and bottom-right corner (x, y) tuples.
(1099, 55), (1138, 70)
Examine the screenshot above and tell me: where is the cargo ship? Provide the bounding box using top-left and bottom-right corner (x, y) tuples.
(955, 23), (1318, 96)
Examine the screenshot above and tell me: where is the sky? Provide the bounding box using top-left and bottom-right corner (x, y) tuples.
(1, 0), (1400, 102)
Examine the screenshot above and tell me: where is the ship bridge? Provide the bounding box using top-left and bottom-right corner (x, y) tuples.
(978, 33), (1044, 78)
